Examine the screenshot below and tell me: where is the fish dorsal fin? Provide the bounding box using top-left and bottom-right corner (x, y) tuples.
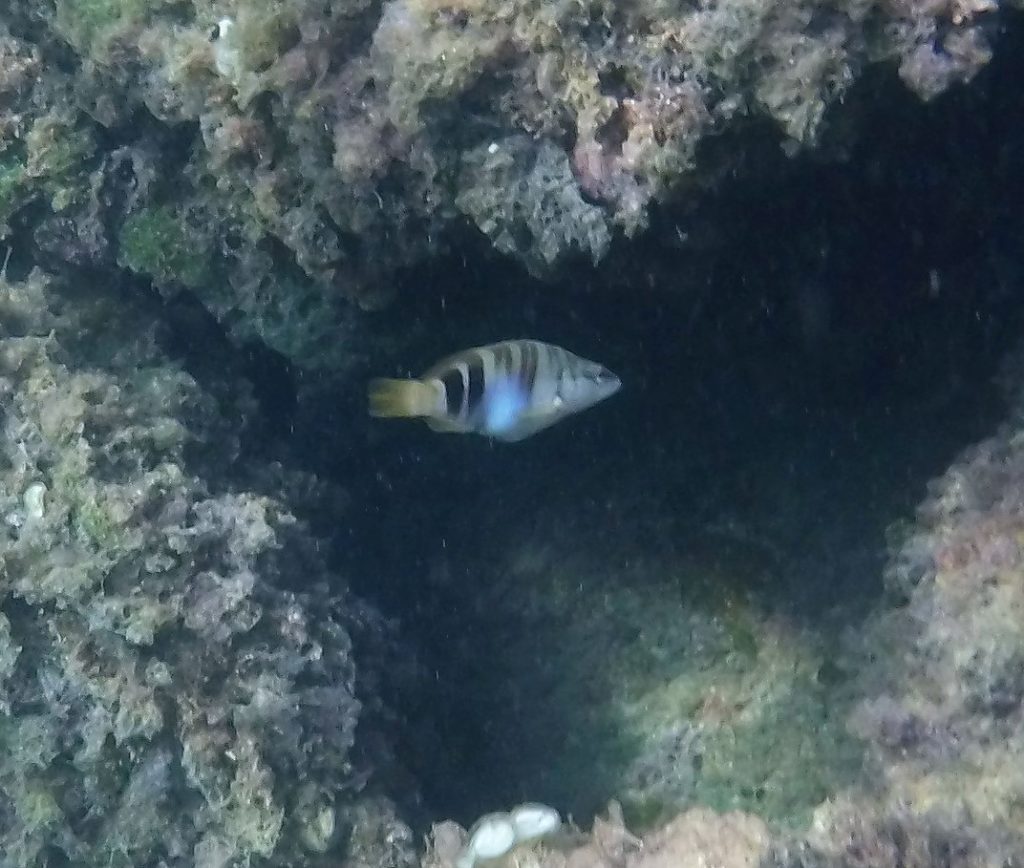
(422, 340), (529, 380)
(422, 346), (484, 380)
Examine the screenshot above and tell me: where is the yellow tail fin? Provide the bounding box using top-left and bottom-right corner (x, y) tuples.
(368, 378), (437, 418)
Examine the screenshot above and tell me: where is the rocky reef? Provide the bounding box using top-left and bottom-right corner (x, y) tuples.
(2, 0), (1024, 866)
(0, 0), (1009, 373)
(0, 267), (419, 867)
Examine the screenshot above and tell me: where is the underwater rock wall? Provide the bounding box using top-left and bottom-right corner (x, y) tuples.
(0, 0), (1007, 371)
(763, 367), (1024, 865)
(0, 268), (417, 867)
(829, 380), (1024, 863)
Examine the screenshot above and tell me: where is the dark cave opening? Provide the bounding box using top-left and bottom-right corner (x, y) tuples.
(295, 16), (1024, 829)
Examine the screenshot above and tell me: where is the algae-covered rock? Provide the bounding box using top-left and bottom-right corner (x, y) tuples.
(834, 393), (1024, 851)
(117, 204), (213, 288)
(0, 268), (416, 866)
(418, 488), (863, 832)
(0, 0), (1008, 375)
(456, 137), (612, 275)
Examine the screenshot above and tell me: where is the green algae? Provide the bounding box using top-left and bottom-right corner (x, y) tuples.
(54, 0), (156, 54)
(0, 116), (95, 231)
(118, 205), (212, 288)
(460, 529), (865, 833)
(25, 117), (95, 210)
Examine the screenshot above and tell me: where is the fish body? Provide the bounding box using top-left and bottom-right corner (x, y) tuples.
(368, 339), (620, 442)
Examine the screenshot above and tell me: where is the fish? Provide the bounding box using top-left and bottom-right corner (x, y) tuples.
(368, 339), (621, 442)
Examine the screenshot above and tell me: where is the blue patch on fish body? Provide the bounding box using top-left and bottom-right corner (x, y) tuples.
(482, 377), (529, 435)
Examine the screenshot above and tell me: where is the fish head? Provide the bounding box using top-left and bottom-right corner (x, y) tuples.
(558, 359), (621, 414)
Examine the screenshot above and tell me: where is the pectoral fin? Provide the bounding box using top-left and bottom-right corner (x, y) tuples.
(491, 409), (558, 442)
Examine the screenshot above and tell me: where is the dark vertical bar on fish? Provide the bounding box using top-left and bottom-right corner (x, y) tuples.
(442, 368), (465, 418)
(522, 341), (538, 395)
(466, 354), (486, 415)
(494, 343), (512, 378)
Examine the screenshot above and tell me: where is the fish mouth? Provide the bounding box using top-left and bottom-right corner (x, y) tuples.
(599, 367), (622, 394)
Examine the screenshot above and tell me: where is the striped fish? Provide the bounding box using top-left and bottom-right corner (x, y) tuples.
(368, 339), (620, 442)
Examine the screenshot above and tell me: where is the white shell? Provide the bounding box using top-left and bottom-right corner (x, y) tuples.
(457, 813), (516, 867)
(23, 482), (46, 520)
(510, 803), (561, 843)
(469, 814), (516, 857)
(213, 18), (241, 80)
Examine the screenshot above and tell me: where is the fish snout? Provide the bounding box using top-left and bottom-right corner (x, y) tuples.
(597, 366), (622, 394)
